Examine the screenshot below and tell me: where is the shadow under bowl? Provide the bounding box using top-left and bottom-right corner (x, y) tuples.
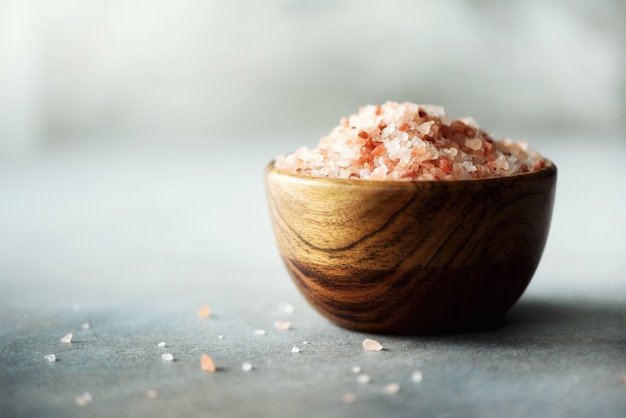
(265, 161), (557, 334)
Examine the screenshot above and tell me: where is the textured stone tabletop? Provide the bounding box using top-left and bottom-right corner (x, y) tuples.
(1, 138), (625, 418)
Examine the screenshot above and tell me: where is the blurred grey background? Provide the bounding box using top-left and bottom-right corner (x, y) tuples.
(1, 0), (624, 155)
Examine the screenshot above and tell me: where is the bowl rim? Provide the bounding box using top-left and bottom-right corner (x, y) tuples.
(266, 158), (556, 186)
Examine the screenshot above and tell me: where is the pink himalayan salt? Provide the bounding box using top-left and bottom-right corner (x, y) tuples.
(275, 101), (545, 181)
(362, 338), (383, 351)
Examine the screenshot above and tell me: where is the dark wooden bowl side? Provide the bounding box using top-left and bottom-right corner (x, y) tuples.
(266, 163), (556, 334)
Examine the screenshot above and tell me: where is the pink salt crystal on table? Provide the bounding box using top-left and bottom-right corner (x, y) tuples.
(342, 393), (357, 404)
(197, 305), (211, 319)
(60, 333), (73, 343)
(273, 320), (291, 331)
(200, 354), (216, 372)
(362, 338), (383, 351)
(384, 383), (401, 394)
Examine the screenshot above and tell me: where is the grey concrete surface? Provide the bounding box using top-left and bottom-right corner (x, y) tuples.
(1, 138), (625, 417)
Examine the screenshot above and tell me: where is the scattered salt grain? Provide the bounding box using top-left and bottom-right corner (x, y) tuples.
(161, 353), (174, 361)
(291, 346), (300, 353)
(60, 333), (73, 343)
(278, 302), (295, 314)
(146, 389), (158, 399)
(44, 354), (56, 362)
(254, 329), (266, 336)
(356, 374), (371, 384)
(411, 370), (424, 382)
(302, 341), (309, 345)
(200, 354), (216, 373)
(362, 338), (383, 351)
(342, 392), (357, 404)
(218, 335), (224, 340)
(351, 366), (362, 374)
(384, 383), (401, 394)
(74, 392), (92, 406)
(197, 305), (211, 319)
(241, 362), (254, 372)
(81, 322), (90, 330)
(273, 320), (291, 331)
(157, 341), (167, 347)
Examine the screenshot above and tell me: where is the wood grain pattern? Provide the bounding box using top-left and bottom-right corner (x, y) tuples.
(266, 162), (557, 334)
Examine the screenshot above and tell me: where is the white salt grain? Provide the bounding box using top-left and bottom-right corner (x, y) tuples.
(384, 383), (401, 394)
(342, 392), (358, 404)
(351, 366), (362, 374)
(218, 335), (224, 340)
(254, 329), (266, 336)
(356, 374), (371, 384)
(291, 346), (300, 353)
(157, 341), (166, 347)
(411, 370), (424, 382)
(362, 338), (383, 351)
(81, 322), (90, 330)
(302, 341), (309, 345)
(60, 333), (73, 343)
(74, 392), (92, 406)
(161, 353), (174, 361)
(241, 362), (254, 372)
(44, 354), (56, 362)
(278, 302), (295, 314)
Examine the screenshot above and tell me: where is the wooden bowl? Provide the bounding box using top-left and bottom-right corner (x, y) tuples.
(265, 161), (557, 334)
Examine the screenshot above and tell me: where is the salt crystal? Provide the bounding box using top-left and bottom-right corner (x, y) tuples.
(254, 329), (266, 336)
(44, 354), (56, 362)
(351, 366), (361, 374)
(74, 392), (92, 406)
(200, 354), (216, 372)
(356, 374), (371, 384)
(81, 322), (90, 330)
(459, 116), (479, 129)
(197, 305), (211, 319)
(60, 333), (73, 343)
(362, 338), (383, 351)
(278, 302), (295, 314)
(157, 341), (166, 347)
(291, 346), (300, 353)
(218, 335), (224, 340)
(146, 389), (158, 399)
(161, 353), (174, 361)
(273, 320), (291, 331)
(384, 383), (401, 394)
(302, 341), (309, 345)
(342, 392), (357, 404)
(241, 362), (253, 372)
(411, 370), (424, 382)
(464, 138), (483, 151)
